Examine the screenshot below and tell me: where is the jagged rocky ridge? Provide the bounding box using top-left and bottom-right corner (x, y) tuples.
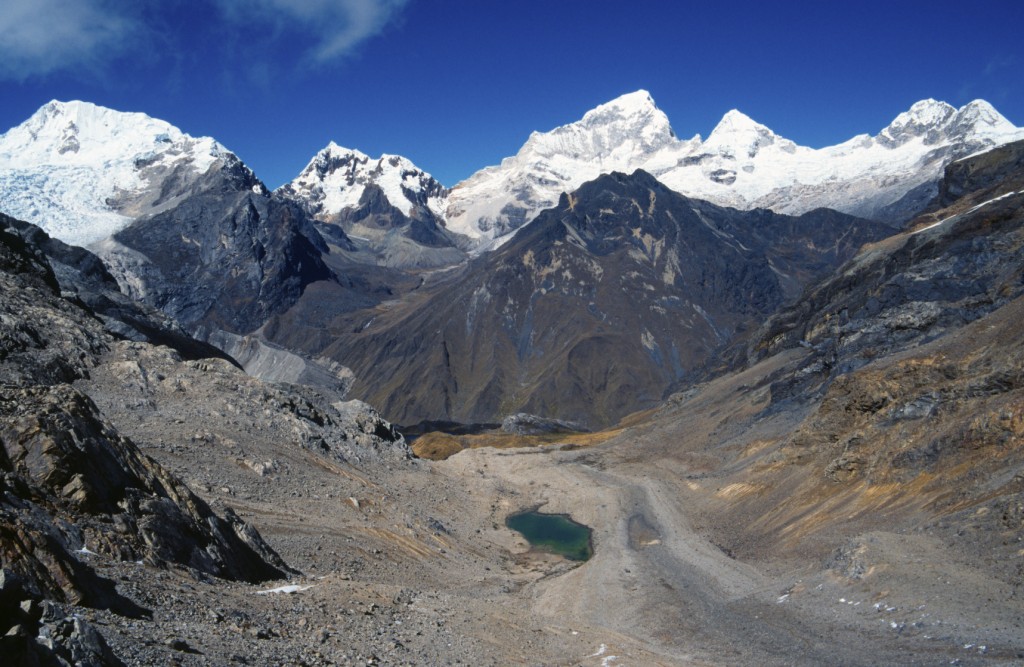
(8, 95), (1018, 264)
(98, 158), (334, 335)
(3, 96), (1020, 427)
(0, 100), (340, 340)
(1, 214), (236, 365)
(267, 92), (1024, 253)
(265, 169), (891, 428)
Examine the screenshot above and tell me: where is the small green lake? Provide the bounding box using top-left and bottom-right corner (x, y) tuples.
(506, 510), (593, 561)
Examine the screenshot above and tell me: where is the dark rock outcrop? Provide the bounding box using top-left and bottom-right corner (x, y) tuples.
(98, 157), (333, 335)
(501, 413), (590, 436)
(0, 572), (124, 667)
(1, 213), (236, 365)
(933, 138), (1024, 209)
(334, 183), (452, 248)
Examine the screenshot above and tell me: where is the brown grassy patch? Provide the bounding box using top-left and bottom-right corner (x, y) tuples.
(411, 428), (623, 460)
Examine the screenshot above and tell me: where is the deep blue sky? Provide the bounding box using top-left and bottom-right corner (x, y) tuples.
(2, 1), (1022, 189)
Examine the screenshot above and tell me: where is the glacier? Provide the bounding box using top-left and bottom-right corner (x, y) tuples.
(0, 100), (236, 247)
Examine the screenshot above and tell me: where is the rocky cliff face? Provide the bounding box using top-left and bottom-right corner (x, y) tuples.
(692, 139), (1024, 563)
(1, 213), (236, 365)
(98, 161), (334, 335)
(0, 101), (338, 339)
(284, 170), (890, 428)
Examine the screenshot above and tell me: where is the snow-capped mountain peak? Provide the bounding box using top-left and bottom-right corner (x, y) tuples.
(878, 99), (957, 145)
(957, 99), (1003, 124)
(2, 100), (226, 170)
(443, 94), (1024, 248)
(297, 142), (372, 184)
(896, 98), (957, 126)
(710, 108), (764, 133)
(587, 89), (657, 115)
(444, 90), (685, 241)
(877, 98), (1021, 149)
(280, 143), (448, 221)
(576, 89), (672, 138)
(0, 100), (242, 246)
(703, 109), (783, 159)
(542, 89), (677, 157)
(947, 99), (1019, 139)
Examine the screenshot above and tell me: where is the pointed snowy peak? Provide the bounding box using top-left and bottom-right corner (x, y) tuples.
(580, 89), (665, 126)
(282, 143), (448, 220)
(703, 109), (781, 158)
(297, 142), (372, 182)
(957, 99), (1004, 123)
(545, 89), (677, 150)
(899, 98), (957, 125)
(510, 89), (678, 166)
(877, 99), (957, 145)
(597, 88), (657, 111)
(709, 109), (766, 133)
(946, 99), (1020, 141)
(444, 90), (686, 244)
(708, 109), (770, 137)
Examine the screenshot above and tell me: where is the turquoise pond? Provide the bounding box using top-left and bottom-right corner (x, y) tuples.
(505, 510), (593, 561)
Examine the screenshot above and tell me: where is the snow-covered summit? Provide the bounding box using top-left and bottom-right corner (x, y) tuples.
(444, 90), (695, 241)
(703, 109), (791, 159)
(443, 92), (1024, 248)
(0, 100), (250, 247)
(878, 98), (957, 143)
(1, 100), (226, 169)
(279, 141), (448, 221)
(523, 89), (677, 164)
(5, 94), (1021, 256)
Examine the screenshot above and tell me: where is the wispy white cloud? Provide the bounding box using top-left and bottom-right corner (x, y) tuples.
(0, 0), (408, 85)
(983, 55), (1015, 77)
(959, 54), (1018, 106)
(217, 0), (409, 63)
(0, 0), (140, 81)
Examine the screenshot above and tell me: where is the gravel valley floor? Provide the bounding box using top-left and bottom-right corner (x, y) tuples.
(69, 340), (1024, 666)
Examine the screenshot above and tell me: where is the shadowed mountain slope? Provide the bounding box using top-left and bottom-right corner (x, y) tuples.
(267, 170), (890, 428)
(747, 139), (1024, 401)
(100, 158), (334, 335)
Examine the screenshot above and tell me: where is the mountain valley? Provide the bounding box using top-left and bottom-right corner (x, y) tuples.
(1, 93), (1023, 666)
